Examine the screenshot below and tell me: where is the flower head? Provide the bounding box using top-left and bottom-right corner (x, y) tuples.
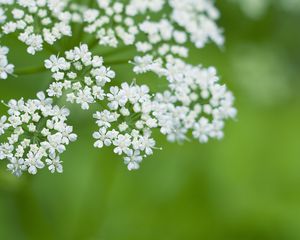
(0, 0), (236, 175)
(0, 92), (77, 176)
(93, 83), (158, 170)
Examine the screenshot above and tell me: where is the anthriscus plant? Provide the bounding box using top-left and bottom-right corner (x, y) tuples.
(0, 0), (236, 176)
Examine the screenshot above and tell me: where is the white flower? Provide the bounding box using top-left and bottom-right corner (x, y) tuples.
(124, 150), (143, 171)
(0, 0), (236, 175)
(93, 127), (113, 148)
(113, 134), (132, 155)
(45, 55), (70, 72)
(93, 110), (119, 128)
(0, 8), (7, 23)
(46, 154), (63, 173)
(192, 117), (212, 143)
(73, 44), (92, 64)
(138, 134), (156, 155)
(0, 93), (77, 176)
(0, 116), (10, 135)
(132, 55), (162, 74)
(7, 158), (26, 177)
(107, 86), (127, 110)
(0, 46), (14, 79)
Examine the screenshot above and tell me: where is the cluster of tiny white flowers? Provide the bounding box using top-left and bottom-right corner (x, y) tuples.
(0, 45), (14, 79)
(130, 53), (237, 143)
(0, 0), (223, 53)
(169, 0), (224, 48)
(0, 92), (77, 176)
(126, 0), (165, 15)
(45, 44), (115, 110)
(76, 0), (223, 53)
(93, 83), (158, 170)
(0, 0), (73, 54)
(78, 1), (140, 48)
(151, 57), (237, 143)
(0, 0), (237, 175)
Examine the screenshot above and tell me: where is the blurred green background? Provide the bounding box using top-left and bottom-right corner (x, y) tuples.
(1, 0), (300, 239)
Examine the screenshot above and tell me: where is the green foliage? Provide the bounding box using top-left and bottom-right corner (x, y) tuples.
(0, 1), (300, 239)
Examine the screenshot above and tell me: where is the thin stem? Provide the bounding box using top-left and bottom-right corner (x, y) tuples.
(44, 43), (59, 54)
(105, 58), (132, 66)
(101, 45), (133, 57)
(14, 66), (47, 76)
(90, 41), (134, 58)
(75, 25), (85, 46)
(88, 38), (100, 50)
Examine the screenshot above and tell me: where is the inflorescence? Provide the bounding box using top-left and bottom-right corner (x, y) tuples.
(0, 0), (236, 176)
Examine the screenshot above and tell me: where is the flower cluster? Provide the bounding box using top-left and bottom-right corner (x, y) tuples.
(169, 0), (224, 48)
(0, 0), (236, 175)
(0, 92), (77, 176)
(45, 44), (115, 110)
(0, 45), (14, 79)
(131, 54), (236, 143)
(78, 0), (223, 56)
(93, 83), (157, 170)
(152, 57), (237, 143)
(0, 0), (73, 54)
(80, 1), (139, 47)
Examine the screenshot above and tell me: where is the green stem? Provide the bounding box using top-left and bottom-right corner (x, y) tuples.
(90, 41), (134, 58)
(88, 38), (100, 50)
(102, 45), (132, 57)
(14, 66), (47, 76)
(105, 58), (131, 66)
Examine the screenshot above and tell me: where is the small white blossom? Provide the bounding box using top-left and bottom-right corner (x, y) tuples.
(46, 153), (63, 173)
(0, 46), (14, 79)
(45, 55), (70, 72)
